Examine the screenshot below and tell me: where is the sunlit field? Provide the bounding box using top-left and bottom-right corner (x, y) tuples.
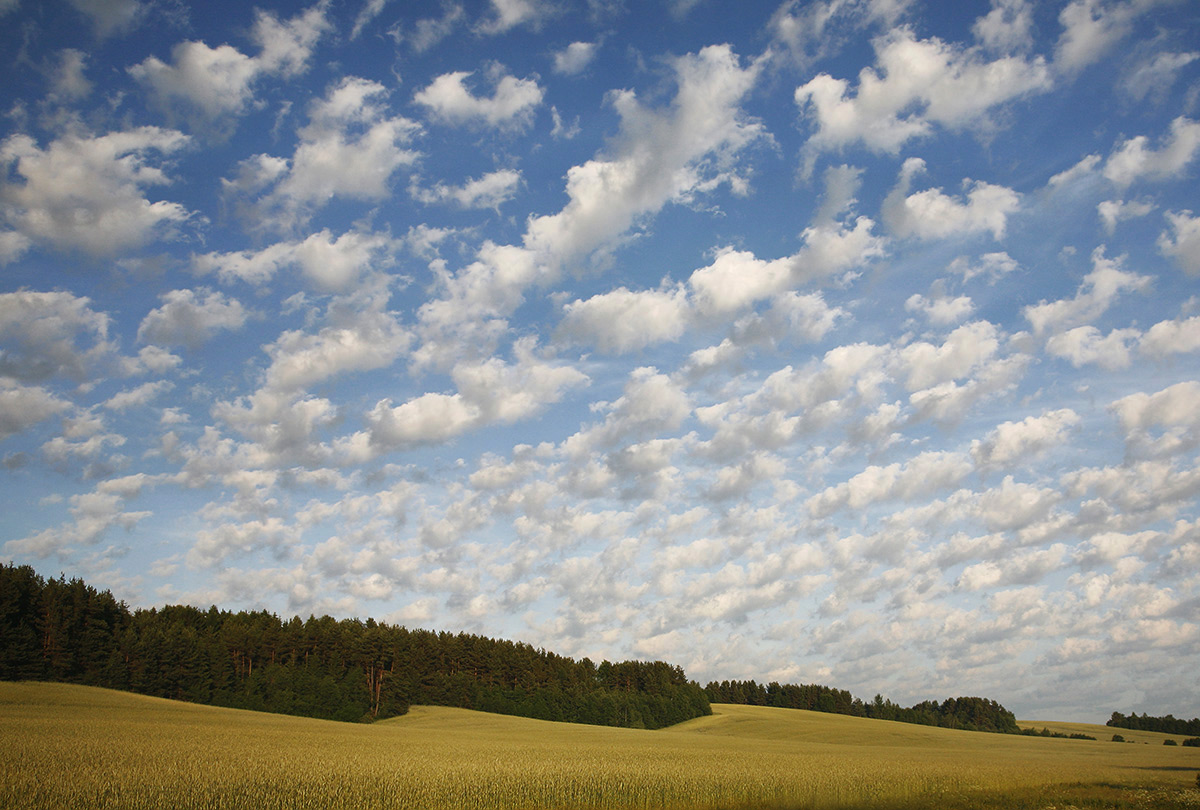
(3, 682), (1198, 810)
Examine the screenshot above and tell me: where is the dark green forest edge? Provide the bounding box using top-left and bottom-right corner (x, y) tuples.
(0, 564), (1063, 735)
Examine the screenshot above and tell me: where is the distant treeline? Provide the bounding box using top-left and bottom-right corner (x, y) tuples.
(704, 680), (1019, 734)
(0, 564), (709, 728)
(1108, 711), (1200, 736)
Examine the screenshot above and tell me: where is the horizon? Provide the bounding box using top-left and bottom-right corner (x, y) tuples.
(2, 0), (1198, 726)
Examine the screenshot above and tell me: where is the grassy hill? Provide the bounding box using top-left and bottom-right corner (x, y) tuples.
(1017, 718), (1196, 746)
(3, 682), (1198, 809)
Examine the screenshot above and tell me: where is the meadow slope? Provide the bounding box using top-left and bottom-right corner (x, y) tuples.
(3, 682), (1198, 810)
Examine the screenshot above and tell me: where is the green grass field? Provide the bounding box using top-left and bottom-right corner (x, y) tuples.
(3, 682), (1198, 809)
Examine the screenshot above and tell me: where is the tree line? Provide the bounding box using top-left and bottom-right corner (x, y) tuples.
(704, 680), (1019, 734)
(0, 564), (709, 728)
(1108, 711), (1200, 736)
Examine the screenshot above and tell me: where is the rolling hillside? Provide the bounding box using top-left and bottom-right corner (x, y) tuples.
(4, 682), (1198, 809)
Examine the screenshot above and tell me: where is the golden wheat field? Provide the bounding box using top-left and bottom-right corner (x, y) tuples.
(2, 682), (1198, 810)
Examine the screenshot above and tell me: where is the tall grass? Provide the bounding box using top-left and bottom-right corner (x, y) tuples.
(3, 683), (1197, 810)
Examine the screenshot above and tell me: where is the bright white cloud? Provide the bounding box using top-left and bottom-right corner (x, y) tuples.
(0, 128), (191, 256)
(558, 285), (690, 354)
(795, 26), (1050, 171)
(1158, 210), (1200, 276)
(413, 68), (544, 129)
(1103, 117), (1200, 188)
(410, 169), (522, 210)
(1024, 247), (1150, 337)
(0, 290), (114, 382)
(136, 288), (249, 348)
(553, 41), (598, 75)
(970, 409), (1080, 468)
(228, 77), (421, 231)
(883, 158), (1020, 241)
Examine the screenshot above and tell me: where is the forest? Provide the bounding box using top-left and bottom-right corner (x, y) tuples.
(1107, 711), (1200, 736)
(704, 680), (1020, 734)
(0, 564), (708, 728)
(2, 563), (1034, 734)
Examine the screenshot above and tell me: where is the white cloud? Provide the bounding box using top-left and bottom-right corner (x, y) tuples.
(401, 3), (465, 52)
(137, 288), (249, 348)
(413, 67), (544, 129)
(807, 450), (973, 518)
(476, 0), (551, 34)
(949, 251), (1019, 283)
(1054, 0), (1142, 73)
(898, 320), (1001, 391)
(0, 380), (71, 440)
(129, 6), (327, 135)
(1157, 210), (1200, 276)
(795, 26), (1050, 171)
(348, 339), (587, 455)
(970, 409), (1081, 468)
(973, 0), (1034, 53)
(68, 0), (143, 37)
(883, 157), (1020, 240)
(104, 380), (174, 411)
(1103, 117), (1200, 188)
(1139, 315), (1200, 357)
(1111, 381), (1200, 449)
(1046, 325), (1140, 369)
(259, 309), (410, 393)
(1119, 50), (1199, 102)
(0, 290), (114, 382)
(554, 42), (598, 75)
(1097, 198), (1155, 234)
(4, 490), (150, 558)
(905, 291), (974, 325)
(524, 45), (765, 264)
(193, 228), (400, 292)
(50, 49), (92, 102)
(558, 285), (690, 354)
(0, 128), (191, 256)
(1023, 247), (1150, 337)
(410, 169), (522, 210)
(227, 78), (421, 231)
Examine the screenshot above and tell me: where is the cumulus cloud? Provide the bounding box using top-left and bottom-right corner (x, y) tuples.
(193, 228), (401, 292)
(1024, 247), (1150, 337)
(476, 0), (551, 34)
(225, 77), (421, 231)
(553, 42), (598, 75)
(1103, 117), (1200, 188)
(68, 0), (143, 37)
(137, 288), (249, 348)
(1054, 0), (1143, 73)
(973, 0), (1034, 53)
(807, 451), (973, 518)
(1097, 198), (1154, 233)
(345, 339), (587, 457)
(970, 409), (1081, 467)
(898, 320), (1001, 391)
(883, 158), (1020, 240)
(4, 490), (151, 558)
(131, 5), (327, 134)
(1139, 315), (1200, 357)
(0, 290), (114, 382)
(1119, 50), (1199, 102)
(410, 169), (522, 210)
(0, 380), (71, 440)
(413, 67), (544, 129)
(1046, 325), (1140, 369)
(795, 26), (1050, 172)
(0, 128), (191, 256)
(1157, 210), (1200, 276)
(413, 44), (767, 370)
(558, 285), (690, 354)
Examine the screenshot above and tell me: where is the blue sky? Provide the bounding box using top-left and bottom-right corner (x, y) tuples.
(2, 0), (1198, 722)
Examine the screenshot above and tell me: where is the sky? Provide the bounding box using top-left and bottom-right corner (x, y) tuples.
(1, 0), (1198, 723)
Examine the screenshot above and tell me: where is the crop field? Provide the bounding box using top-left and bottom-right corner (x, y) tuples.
(3, 682), (1198, 810)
